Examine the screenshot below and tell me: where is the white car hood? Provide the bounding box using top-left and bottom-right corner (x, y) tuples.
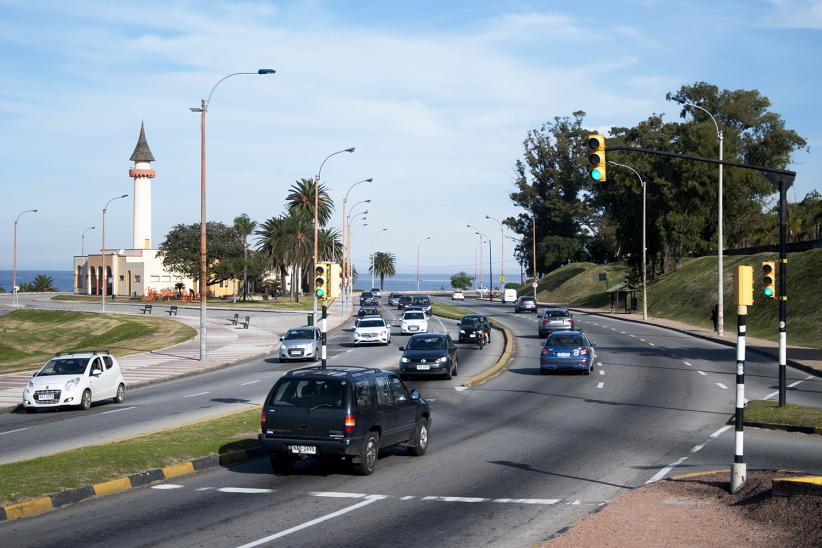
(29, 374), (82, 388)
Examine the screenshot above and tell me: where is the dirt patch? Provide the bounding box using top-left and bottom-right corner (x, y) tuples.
(544, 471), (822, 547)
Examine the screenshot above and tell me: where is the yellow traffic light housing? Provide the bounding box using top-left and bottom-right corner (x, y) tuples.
(315, 262), (328, 299)
(327, 262), (342, 299)
(735, 265), (753, 307)
(587, 134), (607, 182)
(761, 261), (776, 299)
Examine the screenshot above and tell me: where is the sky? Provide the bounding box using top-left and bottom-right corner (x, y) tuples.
(0, 0), (820, 277)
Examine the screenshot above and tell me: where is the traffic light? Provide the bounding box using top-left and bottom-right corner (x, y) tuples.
(327, 262), (342, 299)
(761, 261), (776, 299)
(735, 265), (753, 307)
(315, 262), (328, 300)
(587, 134), (607, 182)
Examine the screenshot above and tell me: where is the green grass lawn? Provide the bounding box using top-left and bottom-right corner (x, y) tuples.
(0, 310), (196, 374)
(431, 301), (474, 320)
(0, 408), (260, 505)
(745, 400), (822, 429)
(52, 294), (316, 311)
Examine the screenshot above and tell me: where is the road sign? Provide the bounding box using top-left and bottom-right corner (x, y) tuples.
(531, 281), (538, 288)
(499, 276), (505, 283)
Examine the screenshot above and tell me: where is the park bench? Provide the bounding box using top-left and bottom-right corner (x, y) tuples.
(241, 316), (251, 329)
(228, 313), (239, 326)
(167, 305), (178, 316)
(139, 304), (153, 314)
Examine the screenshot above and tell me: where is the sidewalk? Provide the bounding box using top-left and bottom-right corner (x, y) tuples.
(0, 297), (350, 410)
(566, 305), (822, 377)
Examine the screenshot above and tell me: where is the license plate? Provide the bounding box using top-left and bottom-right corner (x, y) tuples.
(469, 333), (476, 338)
(416, 364), (430, 370)
(38, 393), (54, 401)
(551, 321), (564, 324)
(410, 326), (419, 331)
(557, 352), (571, 357)
(289, 350), (303, 356)
(289, 445), (317, 455)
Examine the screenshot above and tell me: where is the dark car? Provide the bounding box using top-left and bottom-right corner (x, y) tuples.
(397, 296), (413, 310)
(411, 295), (432, 316)
(457, 314), (491, 343)
(538, 307), (575, 337)
(355, 307), (382, 327)
(539, 330), (595, 375)
(514, 295), (538, 313)
(359, 291), (378, 306)
(399, 333), (458, 380)
(259, 366), (431, 476)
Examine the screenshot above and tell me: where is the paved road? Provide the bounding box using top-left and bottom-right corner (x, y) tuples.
(1, 298), (820, 547)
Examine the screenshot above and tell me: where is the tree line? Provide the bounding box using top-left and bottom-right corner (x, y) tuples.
(504, 81), (819, 283)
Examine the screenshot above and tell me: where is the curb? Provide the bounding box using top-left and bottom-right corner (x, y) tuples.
(741, 420), (822, 436)
(463, 321), (515, 387)
(0, 446), (266, 522)
(567, 307), (821, 379)
(772, 476), (822, 497)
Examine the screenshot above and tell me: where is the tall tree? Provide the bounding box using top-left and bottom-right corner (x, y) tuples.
(285, 178), (334, 227)
(158, 222), (243, 285)
(255, 211), (313, 301)
(369, 251), (397, 290)
(233, 213), (257, 301)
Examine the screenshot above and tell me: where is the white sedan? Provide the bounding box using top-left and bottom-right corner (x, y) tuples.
(401, 310), (429, 335)
(451, 290), (465, 300)
(353, 317), (391, 345)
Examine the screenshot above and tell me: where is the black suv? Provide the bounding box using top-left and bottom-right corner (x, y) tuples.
(399, 333), (458, 380)
(411, 295), (432, 316)
(259, 366), (431, 476)
(397, 296), (413, 310)
(359, 292), (374, 306)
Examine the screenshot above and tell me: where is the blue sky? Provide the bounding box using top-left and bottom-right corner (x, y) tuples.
(1, 0), (819, 275)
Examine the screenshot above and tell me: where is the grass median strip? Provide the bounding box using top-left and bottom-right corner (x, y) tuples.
(744, 400), (822, 431)
(431, 301), (475, 320)
(0, 408), (260, 506)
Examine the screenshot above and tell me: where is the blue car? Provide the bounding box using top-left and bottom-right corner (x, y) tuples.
(539, 330), (595, 375)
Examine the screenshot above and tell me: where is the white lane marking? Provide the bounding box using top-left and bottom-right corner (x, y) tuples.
(152, 484), (183, 490)
(716, 382), (729, 390)
(670, 354), (679, 359)
(597, 361), (603, 367)
(184, 391), (210, 398)
(697, 371), (707, 376)
(596, 382), (604, 389)
(241, 380), (260, 386)
(639, 338), (646, 342)
(196, 487), (213, 491)
(399, 495), (416, 501)
(99, 405), (137, 415)
(599, 370), (604, 376)
(610, 328), (617, 332)
(710, 425), (733, 438)
(492, 498), (560, 505)
(237, 497), (383, 547)
(423, 496), (487, 503)
(763, 391), (778, 401)
(454, 386), (469, 392)
(645, 456), (688, 484)
(620, 331), (626, 335)
(788, 380), (803, 388)
(218, 487), (274, 494)
(691, 444), (705, 453)
(0, 427), (28, 436)
(311, 491), (366, 498)
(346, 349), (353, 353)
(648, 342), (655, 346)
(683, 361), (693, 367)
(630, 334), (636, 338)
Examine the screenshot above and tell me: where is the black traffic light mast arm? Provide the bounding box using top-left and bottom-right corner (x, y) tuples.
(607, 143), (794, 407)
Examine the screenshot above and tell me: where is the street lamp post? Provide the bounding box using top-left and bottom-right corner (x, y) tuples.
(101, 194), (128, 312)
(190, 68), (275, 361)
(81, 226), (95, 295)
(346, 200), (369, 307)
(475, 233), (493, 301)
(342, 178), (373, 312)
(681, 101), (724, 336)
(608, 161), (648, 321)
(467, 225), (483, 296)
(370, 228), (388, 290)
(486, 215), (504, 295)
(416, 236), (431, 291)
(12, 209), (38, 307)
(506, 236), (524, 285)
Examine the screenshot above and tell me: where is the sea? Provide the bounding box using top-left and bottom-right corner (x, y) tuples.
(0, 270), (470, 293)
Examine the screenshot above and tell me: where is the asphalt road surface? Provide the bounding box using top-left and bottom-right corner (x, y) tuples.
(1, 297), (819, 547)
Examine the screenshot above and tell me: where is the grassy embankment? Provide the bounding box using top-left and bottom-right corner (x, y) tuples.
(0, 408), (259, 505)
(0, 310), (196, 374)
(744, 400), (822, 430)
(52, 294), (314, 310)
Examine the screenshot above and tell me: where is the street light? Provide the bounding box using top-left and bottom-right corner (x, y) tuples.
(506, 235), (524, 285)
(12, 209), (38, 307)
(679, 100), (724, 336)
(342, 178), (373, 312)
(486, 215), (504, 295)
(190, 68), (275, 361)
(101, 194), (128, 312)
(467, 225), (483, 295)
(370, 228), (388, 290)
(608, 161), (648, 321)
(81, 226), (95, 295)
(475, 232), (493, 300)
(417, 236), (431, 291)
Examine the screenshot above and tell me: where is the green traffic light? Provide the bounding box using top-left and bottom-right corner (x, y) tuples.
(763, 287), (773, 297)
(316, 288), (325, 297)
(591, 168), (603, 181)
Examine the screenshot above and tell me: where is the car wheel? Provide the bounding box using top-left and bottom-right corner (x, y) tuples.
(79, 389), (92, 411)
(452, 359), (458, 377)
(584, 368), (591, 376)
(269, 453), (295, 475)
(24, 407), (37, 414)
(113, 383), (126, 404)
(352, 432), (380, 476)
(444, 363), (453, 380)
(408, 418), (429, 457)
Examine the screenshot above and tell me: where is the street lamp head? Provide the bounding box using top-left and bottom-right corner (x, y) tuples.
(257, 68), (276, 74)
(365, 178), (373, 182)
(189, 107), (202, 112)
(33, 209), (38, 213)
(345, 147), (355, 153)
(426, 236), (431, 240)
(485, 215), (490, 219)
(120, 194), (128, 198)
(365, 199), (372, 203)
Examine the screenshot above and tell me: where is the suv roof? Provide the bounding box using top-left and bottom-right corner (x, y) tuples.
(284, 365), (383, 379)
(543, 307), (569, 313)
(53, 349), (111, 358)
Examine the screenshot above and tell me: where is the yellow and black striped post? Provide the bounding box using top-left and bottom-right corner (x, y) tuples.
(320, 303), (328, 370)
(731, 265), (753, 493)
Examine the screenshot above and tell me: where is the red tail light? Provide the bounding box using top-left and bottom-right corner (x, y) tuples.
(344, 414), (356, 433)
(542, 319), (548, 325)
(260, 409), (267, 430)
(541, 348), (548, 354)
(579, 348), (588, 355)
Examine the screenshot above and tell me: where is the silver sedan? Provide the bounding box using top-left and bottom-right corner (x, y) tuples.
(278, 327), (321, 362)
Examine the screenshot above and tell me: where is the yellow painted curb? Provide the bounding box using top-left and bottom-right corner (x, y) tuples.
(669, 469), (727, 480)
(163, 462), (195, 478)
(93, 477), (132, 496)
(220, 450), (248, 465)
(774, 476), (822, 486)
(2, 497), (53, 520)
(463, 322), (515, 388)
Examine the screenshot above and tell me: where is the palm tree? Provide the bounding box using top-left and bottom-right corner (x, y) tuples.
(318, 227), (343, 262)
(32, 275), (57, 292)
(256, 211), (313, 301)
(369, 251), (397, 291)
(285, 178), (334, 227)
(234, 213), (257, 301)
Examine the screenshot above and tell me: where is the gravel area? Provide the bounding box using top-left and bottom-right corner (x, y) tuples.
(544, 471), (822, 547)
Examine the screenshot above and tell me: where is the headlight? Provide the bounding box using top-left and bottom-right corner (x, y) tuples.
(437, 357), (448, 363)
(25, 381), (33, 393)
(459, 329), (465, 334)
(401, 357), (410, 363)
(64, 377), (81, 391)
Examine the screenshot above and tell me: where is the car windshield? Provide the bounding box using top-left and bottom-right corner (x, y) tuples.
(460, 317), (482, 326)
(547, 335), (584, 347)
(359, 308), (379, 316)
(269, 378), (345, 408)
(359, 319), (385, 328)
(412, 297), (430, 305)
(37, 358), (88, 376)
(520, 296), (534, 302)
(407, 336), (446, 350)
(545, 310), (569, 318)
(404, 312), (425, 320)
(285, 329), (315, 340)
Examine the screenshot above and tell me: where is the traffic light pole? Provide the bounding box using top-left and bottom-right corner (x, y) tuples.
(731, 302), (747, 493)
(321, 303), (327, 371)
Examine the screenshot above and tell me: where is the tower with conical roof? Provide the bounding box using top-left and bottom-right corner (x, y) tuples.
(128, 122), (156, 249)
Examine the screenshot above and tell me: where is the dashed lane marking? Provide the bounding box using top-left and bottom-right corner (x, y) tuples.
(218, 487), (274, 494)
(311, 492), (561, 505)
(639, 338), (646, 342)
(716, 382), (729, 390)
(0, 427), (28, 436)
(648, 342), (655, 346)
(683, 361), (693, 367)
(152, 484), (183, 490)
(599, 370), (604, 376)
(183, 391), (210, 398)
(630, 334), (636, 338)
(696, 371), (707, 376)
(597, 361), (603, 367)
(454, 386), (469, 392)
(596, 382), (604, 389)
(711, 425), (733, 438)
(99, 406), (137, 415)
(241, 380), (260, 386)
(646, 425), (731, 484)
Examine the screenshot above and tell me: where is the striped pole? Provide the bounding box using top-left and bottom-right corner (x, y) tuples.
(731, 305), (747, 493)
(320, 303), (328, 370)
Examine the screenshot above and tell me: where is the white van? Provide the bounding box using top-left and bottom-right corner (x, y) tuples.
(503, 289), (517, 303)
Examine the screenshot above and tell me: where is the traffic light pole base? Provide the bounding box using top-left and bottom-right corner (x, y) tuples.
(731, 462), (746, 494)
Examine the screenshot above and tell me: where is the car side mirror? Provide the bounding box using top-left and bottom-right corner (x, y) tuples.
(279, 337), (284, 341)
(410, 389), (421, 401)
(91, 369), (102, 376)
(398, 346), (405, 351)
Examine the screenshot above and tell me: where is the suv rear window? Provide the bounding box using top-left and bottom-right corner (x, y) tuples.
(520, 296), (535, 302)
(544, 309), (569, 317)
(547, 334), (583, 347)
(269, 379), (345, 408)
(412, 296), (431, 305)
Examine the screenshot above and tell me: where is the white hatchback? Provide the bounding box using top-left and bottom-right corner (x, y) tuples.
(451, 291), (465, 301)
(23, 351), (126, 412)
(401, 310), (429, 335)
(353, 317), (391, 345)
